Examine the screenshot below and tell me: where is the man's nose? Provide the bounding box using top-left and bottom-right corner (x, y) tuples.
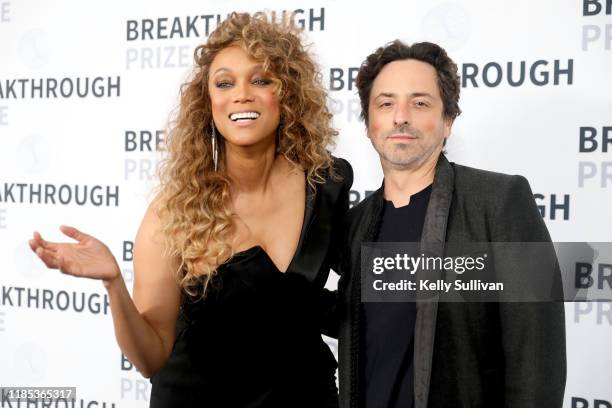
(393, 103), (412, 127)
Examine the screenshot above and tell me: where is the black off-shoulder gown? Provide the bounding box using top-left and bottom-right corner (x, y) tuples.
(149, 158), (352, 408)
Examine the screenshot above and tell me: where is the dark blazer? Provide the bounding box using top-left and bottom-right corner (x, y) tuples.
(336, 155), (567, 408)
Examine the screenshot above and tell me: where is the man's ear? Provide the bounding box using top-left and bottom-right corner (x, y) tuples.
(443, 117), (454, 140)
(365, 122), (372, 140)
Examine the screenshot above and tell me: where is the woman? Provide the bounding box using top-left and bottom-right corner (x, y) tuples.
(30, 13), (351, 408)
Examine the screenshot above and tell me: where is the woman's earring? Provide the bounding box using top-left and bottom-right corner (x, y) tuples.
(276, 121), (282, 153)
(211, 122), (218, 172)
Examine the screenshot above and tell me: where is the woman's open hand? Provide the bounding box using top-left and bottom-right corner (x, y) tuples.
(29, 226), (121, 284)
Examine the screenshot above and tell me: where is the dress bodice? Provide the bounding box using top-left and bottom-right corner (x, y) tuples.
(149, 158), (353, 408)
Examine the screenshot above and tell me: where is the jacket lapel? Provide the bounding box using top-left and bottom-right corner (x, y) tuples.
(414, 154), (455, 408)
(345, 186), (385, 408)
(289, 174), (344, 283)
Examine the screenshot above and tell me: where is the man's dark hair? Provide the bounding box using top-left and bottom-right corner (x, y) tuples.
(356, 40), (461, 125)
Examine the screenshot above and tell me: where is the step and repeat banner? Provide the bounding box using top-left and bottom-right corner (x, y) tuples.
(1, 0), (610, 407)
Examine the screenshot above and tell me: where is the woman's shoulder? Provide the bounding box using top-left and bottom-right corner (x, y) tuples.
(329, 155), (353, 190)
(308, 155), (353, 215)
(331, 155), (353, 177)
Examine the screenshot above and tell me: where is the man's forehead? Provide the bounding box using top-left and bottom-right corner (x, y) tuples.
(374, 91), (435, 99)
(370, 59), (441, 100)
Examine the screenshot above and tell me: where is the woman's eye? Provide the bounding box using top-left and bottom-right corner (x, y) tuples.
(253, 78), (272, 86)
(215, 80), (232, 89)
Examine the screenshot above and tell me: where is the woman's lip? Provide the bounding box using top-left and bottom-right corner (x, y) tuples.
(228, 111), (261, 120)
(231, 117), (258, 127)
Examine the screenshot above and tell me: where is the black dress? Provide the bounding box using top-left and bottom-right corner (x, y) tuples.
(150, 158), (353, 408)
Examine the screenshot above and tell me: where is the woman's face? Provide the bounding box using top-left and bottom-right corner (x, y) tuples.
(208, 45), (281, 151)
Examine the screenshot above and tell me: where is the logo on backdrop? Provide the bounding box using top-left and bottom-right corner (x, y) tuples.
(328, 67), (361, 123)
(125, 8), (326, 70)
(328, 60), (575, 92)
(0, 77), (121, 99)
(534, 193), (571, 221)
(0, 183), (120, 207)
(571, 397), (612, 408)
(460, 60), (574, 87)
(1, 286), (110, 315)
(582, 0), (612, 51)
(578, 126), (612, 188)
(124, 130), (164, 181)
(328, 67), (359, 93)
(573, 302), (612, 326)
(328, 97), (361, 124)
(327, 68), (362, 123)
(575, 261), (612, 292)
(126, 8), (325, 41)
(120, 353), (151, 403)
(0, 1), (10, 23)
(121, 241), (135, 285)
(563, 243), (612, 308)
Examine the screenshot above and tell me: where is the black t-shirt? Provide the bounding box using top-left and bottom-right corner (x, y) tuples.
(360, 184), (432, 408)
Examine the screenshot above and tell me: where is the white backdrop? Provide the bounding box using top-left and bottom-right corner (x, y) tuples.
(1, 1), (611, 407)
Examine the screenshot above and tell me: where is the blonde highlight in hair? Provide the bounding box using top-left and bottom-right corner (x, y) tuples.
(156, 12), (337, 297)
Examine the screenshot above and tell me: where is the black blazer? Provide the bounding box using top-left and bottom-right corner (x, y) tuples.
(335, 155), (567, 408)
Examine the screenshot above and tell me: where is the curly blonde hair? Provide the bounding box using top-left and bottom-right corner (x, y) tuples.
(156, 12), (337, 297)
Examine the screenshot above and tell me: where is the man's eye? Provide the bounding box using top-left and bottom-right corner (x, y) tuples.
(415, 101), (429, 107)
(379, 101), (393, 108)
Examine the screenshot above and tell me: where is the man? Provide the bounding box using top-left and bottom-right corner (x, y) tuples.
(336, 41), (566, 407)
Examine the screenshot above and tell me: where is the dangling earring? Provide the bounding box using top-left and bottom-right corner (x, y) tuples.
(276, 120), (282, 153)
(211, 121), (218, 172)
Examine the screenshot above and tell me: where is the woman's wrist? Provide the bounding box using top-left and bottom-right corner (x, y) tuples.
(103, 265), (123, 290)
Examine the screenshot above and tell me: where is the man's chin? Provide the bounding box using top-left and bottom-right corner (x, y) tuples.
(382, 155), (419, 169)
(384, 147), (419, 163)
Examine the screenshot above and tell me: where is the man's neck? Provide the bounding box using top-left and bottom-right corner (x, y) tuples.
(382, 156), (439, 207)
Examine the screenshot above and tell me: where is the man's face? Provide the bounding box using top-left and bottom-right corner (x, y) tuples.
(367, 59), (452, 170)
